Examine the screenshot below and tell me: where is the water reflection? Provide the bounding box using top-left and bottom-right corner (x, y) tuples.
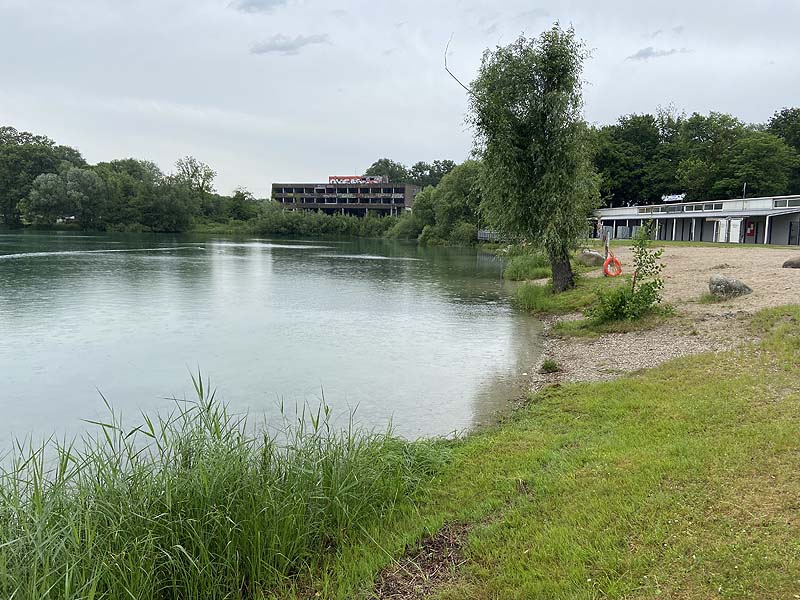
(0, 232), (541, 445)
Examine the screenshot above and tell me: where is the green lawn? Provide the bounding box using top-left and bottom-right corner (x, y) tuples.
(514, 274), (625, 314)
(306, 305), (800, 599)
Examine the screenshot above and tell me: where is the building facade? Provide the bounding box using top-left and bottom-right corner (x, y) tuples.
(594, 195), (800, 245)
(271, 175), (419, 217)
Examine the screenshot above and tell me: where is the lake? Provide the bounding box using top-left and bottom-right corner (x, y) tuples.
(0, 232), (541, 446)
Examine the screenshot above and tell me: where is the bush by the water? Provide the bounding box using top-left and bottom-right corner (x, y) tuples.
(503, 253), (551, 281)
(0, 377), (448, 599)
(252, 203), (397, 238)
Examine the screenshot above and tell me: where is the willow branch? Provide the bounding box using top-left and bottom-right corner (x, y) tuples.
(444, 34), (474, 96)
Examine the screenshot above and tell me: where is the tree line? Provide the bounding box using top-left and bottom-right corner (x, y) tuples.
(591, 107), (800, 206)
(2, 103), (799, 235)
(0, 127), (259, 232)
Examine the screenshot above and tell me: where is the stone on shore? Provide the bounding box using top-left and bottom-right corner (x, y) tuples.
(576, 249), (605, 267)
(782, 257), (800, 269)
(708, 274), (753, 299)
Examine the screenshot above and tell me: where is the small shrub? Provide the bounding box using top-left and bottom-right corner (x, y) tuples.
(503, 253), (551, 280)
(540, 359), (559, 373)
(449, 221), (479, 245)
(589, 222), (664, 323)
(418, 224), (447, 246)
(385, 213), (422, 239)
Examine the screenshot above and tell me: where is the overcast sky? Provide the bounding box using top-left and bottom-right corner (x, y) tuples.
(2, 0), (798, 195)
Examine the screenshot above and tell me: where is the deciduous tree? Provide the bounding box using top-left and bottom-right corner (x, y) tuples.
(470, 26), (600, 292)
(364, 158), (409, 183)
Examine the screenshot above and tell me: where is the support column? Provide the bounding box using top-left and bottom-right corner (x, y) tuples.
(764, 215), (771, 245)
(672, 218), (677, 241)
(691, 218), (696, 241)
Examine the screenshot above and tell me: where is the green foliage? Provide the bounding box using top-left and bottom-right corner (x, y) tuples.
(0, 378), (449, 599)
(432, 161), (482, 232)
(515, 276), (617, 314)
(66, 167), (106, 228)
(418, 224), (447, 246)
(404, 161), (483, 245)
(589, 223), (664, 322)
(593, 107), (800, 206)
(364, 158), (457, 188)
(470, 26), (600, 291)
(768, 106), (800, 152)
(225, 187), (259, 221)
(0, 128), (84, 226)
(409, 159), (457, 187)
(449, 221), (478, 245)
(711, 132), (799, 198)
(19, 167), (106, 227)
(364, 158), (410, 183)
(540, 359), (559, 373)
(503, 253), (550, 281)
(384, 212), (422, 239)
(174, 155), (217, 195)
(251, 203), (397, 238)
(17, 173), (66, 225)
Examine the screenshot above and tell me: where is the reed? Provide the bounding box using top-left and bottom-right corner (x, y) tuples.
(0, 374), (447, 599)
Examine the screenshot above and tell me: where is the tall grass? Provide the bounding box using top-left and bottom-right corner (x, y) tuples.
(0, 375), (448, 599)
(502, 253), (550, 281)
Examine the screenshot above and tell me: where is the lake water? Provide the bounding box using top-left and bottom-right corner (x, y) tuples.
(0, 232), (541, 445)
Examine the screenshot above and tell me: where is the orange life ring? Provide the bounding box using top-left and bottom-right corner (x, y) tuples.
(603, 255), (622, 277)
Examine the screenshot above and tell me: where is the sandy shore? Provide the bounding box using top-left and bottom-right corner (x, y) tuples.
(530, 244), (800, 390)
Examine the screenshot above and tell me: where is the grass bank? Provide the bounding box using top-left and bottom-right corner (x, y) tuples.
(0, 378), (448, 599)
(321, 304), (800, 598)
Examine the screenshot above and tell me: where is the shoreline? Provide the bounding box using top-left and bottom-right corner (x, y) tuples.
(526, 243), (798, 393)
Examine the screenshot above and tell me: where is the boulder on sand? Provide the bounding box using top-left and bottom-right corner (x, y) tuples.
(708, 274), (752, 299)
(576, 249), (605, 267)
(782, 257), (800, 269)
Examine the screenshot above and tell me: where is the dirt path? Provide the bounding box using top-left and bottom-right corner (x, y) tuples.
(530, 245), (800, 390)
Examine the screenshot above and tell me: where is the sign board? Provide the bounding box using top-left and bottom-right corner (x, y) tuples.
(661, 193), (687, 203)
(328, 175), (388, 185)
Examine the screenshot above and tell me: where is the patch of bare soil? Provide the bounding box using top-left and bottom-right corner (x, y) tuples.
(373, 523), (470, 600)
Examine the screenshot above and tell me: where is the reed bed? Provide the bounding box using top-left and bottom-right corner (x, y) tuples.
(0, 375), (447, 599)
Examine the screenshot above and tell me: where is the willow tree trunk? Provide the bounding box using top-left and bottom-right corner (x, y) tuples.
(549, 249), (575, 292)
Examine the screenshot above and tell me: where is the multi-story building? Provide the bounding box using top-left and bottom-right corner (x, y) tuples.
(594, 194), (800, 245)
(271, 175), (420, 217)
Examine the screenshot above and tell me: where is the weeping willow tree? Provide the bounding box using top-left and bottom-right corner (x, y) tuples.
(469, 25), (599, 292)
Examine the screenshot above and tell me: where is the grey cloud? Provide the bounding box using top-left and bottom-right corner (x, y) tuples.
(250, 34), (330, 56)
(626, 46), (691, 61)
(484, 23), (498, 34)
(230, 0), (287, 13)
(672, 25), (685, 35)
(649, 29), (663, 38)
(330, 9), (348, 17)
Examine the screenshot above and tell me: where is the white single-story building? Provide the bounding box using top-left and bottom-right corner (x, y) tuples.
(594, 195), (800, 245)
